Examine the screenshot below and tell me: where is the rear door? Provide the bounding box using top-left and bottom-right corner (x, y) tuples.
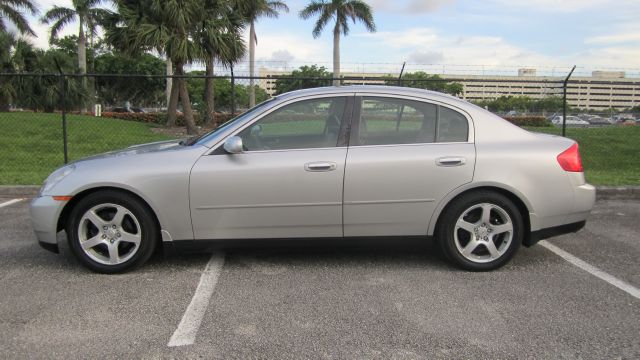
(343, 95), (476, 237)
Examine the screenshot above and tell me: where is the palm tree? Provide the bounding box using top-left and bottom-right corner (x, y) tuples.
(240, 0), (288, 107)
(0, 0), (37, 36)
(105, 0), (203, 134)
(300, 0), (375, 86)
(41, 0), (108, 76)
(198, 0), (246, 125)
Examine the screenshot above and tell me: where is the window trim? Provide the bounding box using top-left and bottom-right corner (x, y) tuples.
(208, 94), (355, 155)
(350, 93), (474, 147)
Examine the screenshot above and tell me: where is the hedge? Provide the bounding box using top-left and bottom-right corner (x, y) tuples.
(502, 116), (551, 127)
(100, 112), (236, 127)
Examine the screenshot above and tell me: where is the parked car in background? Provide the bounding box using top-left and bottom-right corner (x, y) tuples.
(550, 115), (589, 126)
(578, 114), (610, 125)
(30, 86), (595, 273)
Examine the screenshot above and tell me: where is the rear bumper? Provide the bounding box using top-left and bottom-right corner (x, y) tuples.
(525, 220), (585, 247)
(30, 196), (65, 252)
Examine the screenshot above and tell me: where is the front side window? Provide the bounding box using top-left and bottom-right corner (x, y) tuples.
(355, 97), (469, 146)
(237, 97), (347, 151)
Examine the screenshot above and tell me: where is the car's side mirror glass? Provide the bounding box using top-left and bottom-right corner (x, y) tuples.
(223, 136), (244, 154)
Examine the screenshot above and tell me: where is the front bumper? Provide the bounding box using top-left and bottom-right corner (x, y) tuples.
(30, 196), (66, 253)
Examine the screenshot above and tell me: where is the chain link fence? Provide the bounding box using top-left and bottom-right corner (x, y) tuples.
(1, 73), (638, 185)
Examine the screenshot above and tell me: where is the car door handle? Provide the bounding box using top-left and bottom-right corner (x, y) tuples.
(305, 162), (337, 172)
(436, 157), (466, 167)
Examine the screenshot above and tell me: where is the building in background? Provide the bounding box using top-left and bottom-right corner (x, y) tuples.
(259, 67), (639, 110)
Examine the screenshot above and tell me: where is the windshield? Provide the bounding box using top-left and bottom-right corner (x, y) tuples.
(185, 98), (277, 146)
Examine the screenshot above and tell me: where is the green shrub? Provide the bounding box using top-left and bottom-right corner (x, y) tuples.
(502, 116), (551, 127)
(100, 112), (236, 127)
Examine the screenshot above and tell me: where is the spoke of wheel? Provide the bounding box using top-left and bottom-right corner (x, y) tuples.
(112, 206), (127, 227)
(81, 235), (104, 250)
(463, 239), (479, 256)
(86, 210), (107, 228)
(485, 240), (500, 259)
(107, 244), (119, 264)
(481, 204), (493, 224)
(456, 219), (476, 233)
(492, 223), (513, 234)
(119, 231), (141, 245)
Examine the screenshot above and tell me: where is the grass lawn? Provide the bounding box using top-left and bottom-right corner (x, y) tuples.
(1, 112), (175, 185)
(526, 126), (640, 186)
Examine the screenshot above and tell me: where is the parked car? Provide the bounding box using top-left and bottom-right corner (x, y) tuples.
(30, 86), (595, 273)
(578, 114), (610, 125)
(550, 115), (590, 126)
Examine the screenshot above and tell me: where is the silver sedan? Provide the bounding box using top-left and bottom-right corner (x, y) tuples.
(30, 86), (596, 273)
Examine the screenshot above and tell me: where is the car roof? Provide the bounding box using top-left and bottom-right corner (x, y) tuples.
(276, 85), (471, 109)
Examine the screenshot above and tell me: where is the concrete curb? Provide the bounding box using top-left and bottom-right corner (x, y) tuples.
(1, 185), (639, 200)
(0, 186), (40, 197)
(595, 186), (640, 201)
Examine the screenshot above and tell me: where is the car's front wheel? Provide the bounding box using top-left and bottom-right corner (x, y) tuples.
(67, 190), (158, 273)
(437, 191), (523, 271)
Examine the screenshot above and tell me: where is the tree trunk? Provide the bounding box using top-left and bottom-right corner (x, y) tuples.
(249, 20), (256, 107)
(176, 62), (198, 135)
(78, 15), (88, 113)
(333, 24), (341, 87)
(166, 58), (173, 108)
(166, 60), (180, 127)
(204, 56), (215, 126)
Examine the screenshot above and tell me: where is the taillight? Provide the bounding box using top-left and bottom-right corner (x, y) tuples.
(557, 143), (583, 172)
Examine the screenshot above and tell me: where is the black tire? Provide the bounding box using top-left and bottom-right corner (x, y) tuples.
(67, 190), (159, 274)
(437, 191), (523, 271)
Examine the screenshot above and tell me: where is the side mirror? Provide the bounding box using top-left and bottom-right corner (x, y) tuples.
(223, 136), (244, 154)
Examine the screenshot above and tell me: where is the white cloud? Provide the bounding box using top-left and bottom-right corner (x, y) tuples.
(585, 24), (640, 44)
(353, 26), (640, 74)
(367, 0), (455, 14)
(408, 50), (444, 63)
(492, 0), (613, 12)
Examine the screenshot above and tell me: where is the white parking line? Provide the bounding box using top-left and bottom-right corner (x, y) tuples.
(168, 252), (226, 347)
(540, 240), (640, 300)
(0, 199), (24, 208)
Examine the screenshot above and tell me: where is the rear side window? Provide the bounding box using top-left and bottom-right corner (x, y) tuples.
(355, 97), (468, 146)
(438, 107), (469, 142)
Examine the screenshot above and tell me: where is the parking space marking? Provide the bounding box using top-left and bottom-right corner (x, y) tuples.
(540, 240), (640, 300)
(0, 199), (24, 208)
(168, 252), (226, 347)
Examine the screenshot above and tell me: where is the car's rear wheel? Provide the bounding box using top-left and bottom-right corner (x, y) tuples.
(437, 191), (523, 271)
(67, 190), (158, 274)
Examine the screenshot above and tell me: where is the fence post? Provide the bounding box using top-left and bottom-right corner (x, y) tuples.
(397, 62), (406, 86)
(60, 74), (69, 164)
(230, 64), (236, 114)
(562, 65), (576, 137)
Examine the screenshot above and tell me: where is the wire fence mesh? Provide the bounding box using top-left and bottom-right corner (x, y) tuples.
(0, 73), (638, 185)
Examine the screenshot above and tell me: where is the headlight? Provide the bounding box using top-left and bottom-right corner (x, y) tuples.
(40, 164), (76, 195)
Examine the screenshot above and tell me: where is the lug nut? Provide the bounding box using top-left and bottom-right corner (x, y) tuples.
(112, 225), (117, 229)
(117, 233), (121, 237)
(103, 226), (108, 230)
(102, 234), (106, 239)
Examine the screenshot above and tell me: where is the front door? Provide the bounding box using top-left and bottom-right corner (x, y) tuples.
(190, 95), (352, 239)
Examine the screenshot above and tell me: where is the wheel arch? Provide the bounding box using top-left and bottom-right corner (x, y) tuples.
(429, 183), (533, 245)
(57, 186), (162, 238)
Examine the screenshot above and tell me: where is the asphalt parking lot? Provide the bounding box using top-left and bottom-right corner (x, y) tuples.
(1, 198), (638, 359)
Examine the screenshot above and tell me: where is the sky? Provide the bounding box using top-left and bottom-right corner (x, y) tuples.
(19, 0), (640, 77)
